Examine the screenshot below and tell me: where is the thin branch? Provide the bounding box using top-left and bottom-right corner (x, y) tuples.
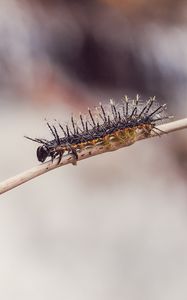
(0, 118), (187, 195)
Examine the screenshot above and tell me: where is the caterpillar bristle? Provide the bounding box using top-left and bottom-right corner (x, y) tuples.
(26, 96), (172, 163)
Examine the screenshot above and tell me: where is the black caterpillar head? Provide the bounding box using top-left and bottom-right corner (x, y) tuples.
(37, 145), (50, 162)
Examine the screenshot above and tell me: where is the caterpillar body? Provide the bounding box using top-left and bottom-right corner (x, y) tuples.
(25, 96), (170, 164)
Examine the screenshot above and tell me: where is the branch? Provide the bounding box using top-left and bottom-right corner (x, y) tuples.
(0, 118), (187, 195)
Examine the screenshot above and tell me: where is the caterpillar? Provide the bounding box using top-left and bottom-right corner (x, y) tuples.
(25, 95), (170, 164)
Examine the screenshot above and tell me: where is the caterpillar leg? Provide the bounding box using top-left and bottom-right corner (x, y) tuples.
(57, 152), (63, 165)
(66, 144), (78, 166)
(50, 152), (55, 163)
(50, 151), (64, 165)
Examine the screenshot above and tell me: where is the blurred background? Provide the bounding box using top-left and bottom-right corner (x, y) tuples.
(0, 0), (187, 299)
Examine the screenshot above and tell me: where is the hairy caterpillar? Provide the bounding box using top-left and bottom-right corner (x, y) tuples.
(25, 96), (170, 164)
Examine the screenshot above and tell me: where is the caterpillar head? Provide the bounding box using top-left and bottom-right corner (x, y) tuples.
(37, 145), (50, 162)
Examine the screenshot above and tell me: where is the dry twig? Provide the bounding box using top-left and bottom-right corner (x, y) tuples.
(0, 118), (187, 195)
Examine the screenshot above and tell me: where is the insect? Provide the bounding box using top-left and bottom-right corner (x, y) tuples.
(25, 95), (170, 164)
